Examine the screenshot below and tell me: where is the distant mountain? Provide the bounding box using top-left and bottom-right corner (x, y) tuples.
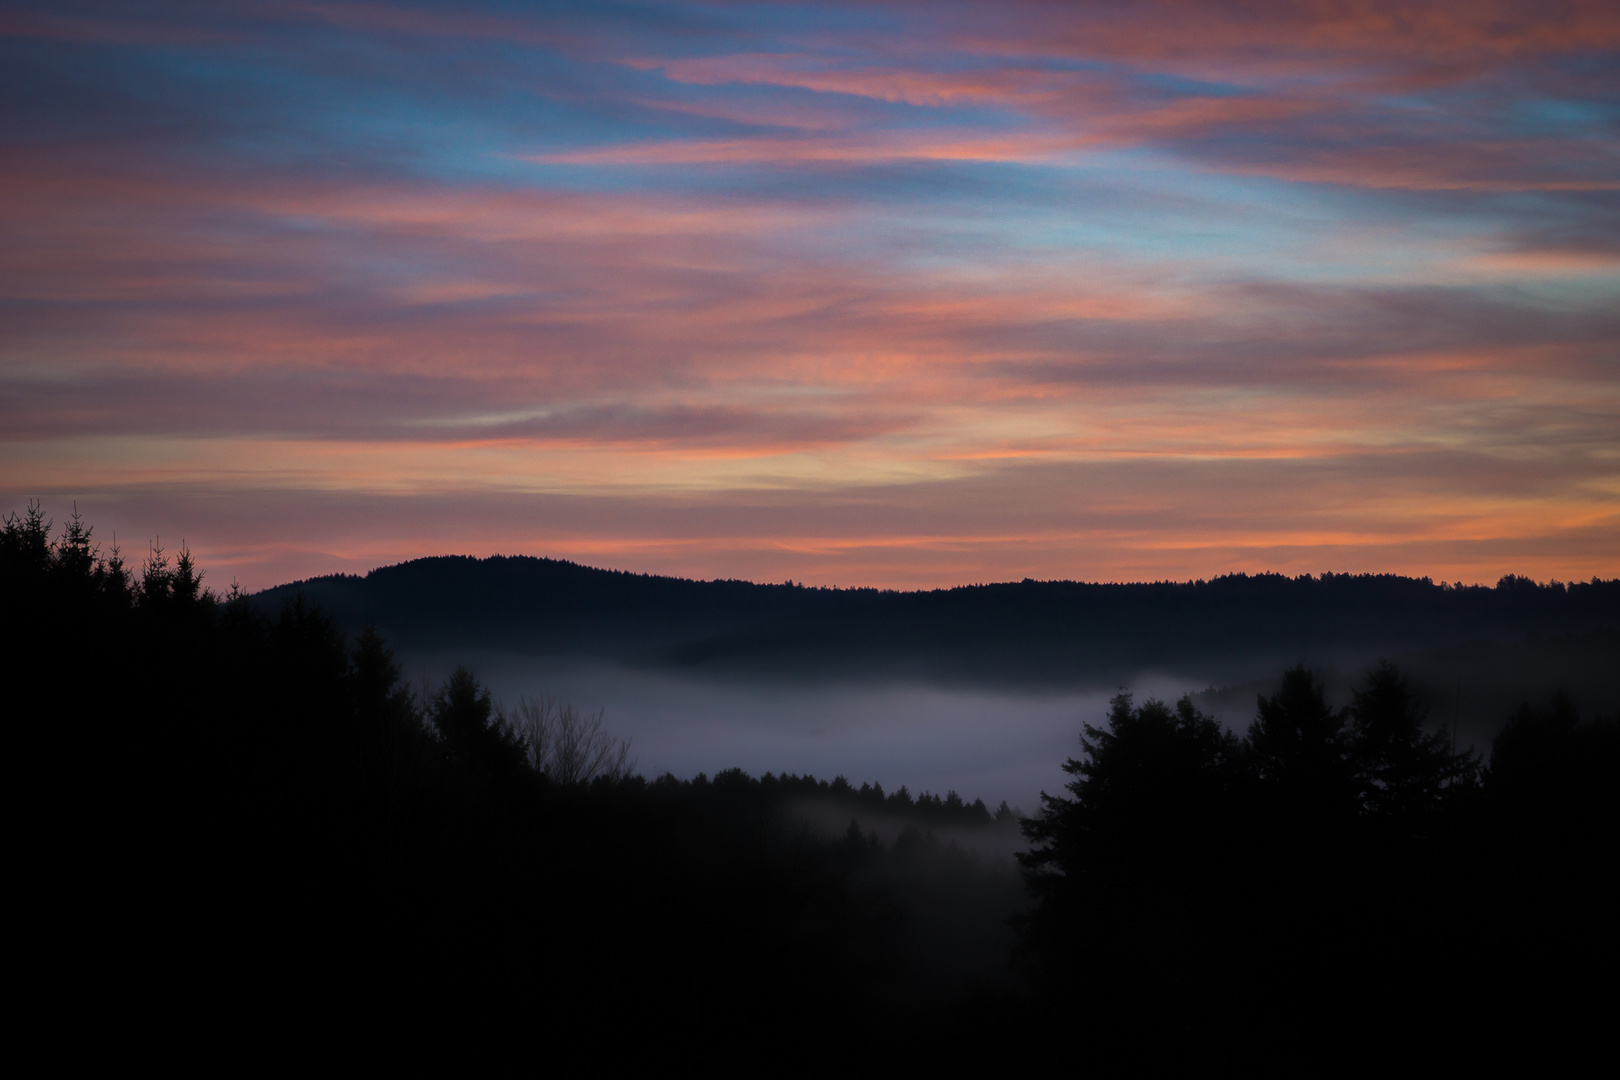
(254, 557), (1620, 688)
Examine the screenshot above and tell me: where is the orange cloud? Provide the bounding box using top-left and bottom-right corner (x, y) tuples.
(524, 131), (1093, 166)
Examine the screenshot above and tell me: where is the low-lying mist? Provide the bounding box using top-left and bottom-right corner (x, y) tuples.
(406, 652), (1159, 813)
(407, 631), (1616, 815)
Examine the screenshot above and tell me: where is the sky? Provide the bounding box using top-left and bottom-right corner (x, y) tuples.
(3, 0), (1618, 592)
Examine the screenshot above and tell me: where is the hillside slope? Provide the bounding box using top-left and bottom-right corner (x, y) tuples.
(255, 558), (1620, 688)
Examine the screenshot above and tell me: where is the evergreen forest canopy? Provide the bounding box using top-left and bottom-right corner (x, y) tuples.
(8, 502), (1616, 1061)
(258, 551), (1620, 690)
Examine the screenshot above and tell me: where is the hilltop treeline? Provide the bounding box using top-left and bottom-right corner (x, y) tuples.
(258, 552), (1620, 686)
(8, 503), (1616, 1058)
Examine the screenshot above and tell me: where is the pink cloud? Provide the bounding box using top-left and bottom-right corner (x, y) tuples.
(4, 2), (1617, 588)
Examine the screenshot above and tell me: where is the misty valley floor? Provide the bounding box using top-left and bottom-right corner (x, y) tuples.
(422, 654), (1138, 816)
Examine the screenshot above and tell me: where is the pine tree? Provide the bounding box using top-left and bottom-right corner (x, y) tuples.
(1348, 661), (1477, 824)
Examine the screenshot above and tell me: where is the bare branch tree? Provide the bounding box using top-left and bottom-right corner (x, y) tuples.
(500, 694), (635, 784)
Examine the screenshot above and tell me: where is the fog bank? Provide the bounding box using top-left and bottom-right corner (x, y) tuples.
(407, 652), (1215, 813)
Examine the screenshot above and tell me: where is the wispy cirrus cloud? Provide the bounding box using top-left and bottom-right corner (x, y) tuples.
(2, 1), (1616, 588)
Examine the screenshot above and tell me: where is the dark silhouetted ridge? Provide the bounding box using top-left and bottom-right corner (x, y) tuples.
(257, 557), (1620, 685)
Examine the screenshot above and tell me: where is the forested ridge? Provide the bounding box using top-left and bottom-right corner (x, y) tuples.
(8, 503), (1616, 1061)
(258, 552), (1620, 687)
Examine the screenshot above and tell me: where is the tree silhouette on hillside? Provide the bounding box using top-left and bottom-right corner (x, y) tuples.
(1349, 660), (1477, 825)
(1017, 657), (1615, 1054)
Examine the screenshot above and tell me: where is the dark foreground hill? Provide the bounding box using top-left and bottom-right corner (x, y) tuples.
(257, 555), (1620, 688)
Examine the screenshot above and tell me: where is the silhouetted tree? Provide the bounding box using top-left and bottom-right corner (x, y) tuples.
(171, 541), (206, 606)
(140, 538), (172, 606)
(429, 666), (528, 785)
(351, 626), (428, 797)
(500, 694), (634, 783)
(1019, 693), (1240, 1005)
(1, 500), (52, 571)
(1348, 660), (1478, 827)
(55, 503), (95, 579)
(1245, 664), (1356, 833)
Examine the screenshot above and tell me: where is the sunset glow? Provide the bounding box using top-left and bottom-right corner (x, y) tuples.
(4, 1), (1617, 589)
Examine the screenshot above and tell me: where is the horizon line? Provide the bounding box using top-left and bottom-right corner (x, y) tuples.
(253, 551), (1618, 597)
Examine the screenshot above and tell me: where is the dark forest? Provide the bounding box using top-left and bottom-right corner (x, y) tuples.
(260, 552), (1620, 687)
(8, 503), (1616, 1062)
